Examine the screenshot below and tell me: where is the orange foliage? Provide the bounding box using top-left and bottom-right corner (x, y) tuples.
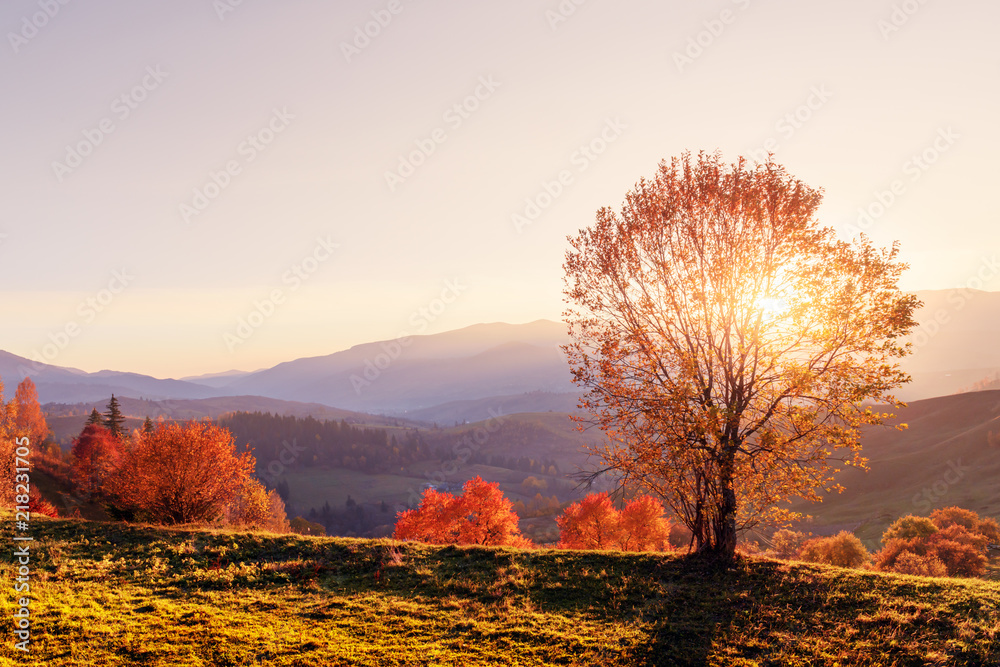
(28, 495), (59, 518)
(13, 378), (48, 446)
(875, 508), (994, 578)
(556, 492), (673, 552)
(562, 153), (920, 559)
(70, 424), (123, 497)
(110, 421), (254, 525)
(796, 531), (869, 568)
(394, 477), (531, 548)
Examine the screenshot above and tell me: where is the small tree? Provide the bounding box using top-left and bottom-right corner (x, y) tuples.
(71, 424), (123, 498)
(556, 492), (673, 552)
(103, 395), (127, 440)
(142, 416), (155, 435)
(13, 378), (48, 446)
(225, 478), (271, 528)
(617, 495), (673, 552)
(0, 376), (19, 507)
(394, 476), (531, 548)
(85, 408), (103, 426)
(556, 493), (622, 550)
(265, 490), (290, 533)
(110, 421), (254, 524)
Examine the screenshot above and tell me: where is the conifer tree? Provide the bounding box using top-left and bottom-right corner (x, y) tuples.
(103, 395), (127, 440)
(86, 408), (102, 426)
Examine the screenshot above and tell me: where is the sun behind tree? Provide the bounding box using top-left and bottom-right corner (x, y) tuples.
(563, 151), (920, 560)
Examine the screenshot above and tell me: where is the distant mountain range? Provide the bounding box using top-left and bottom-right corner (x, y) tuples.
(2, 289), (999, 418)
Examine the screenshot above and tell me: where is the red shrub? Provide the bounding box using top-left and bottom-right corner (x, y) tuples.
(394, 477), (531, 548)
(556, 493), (672, 552)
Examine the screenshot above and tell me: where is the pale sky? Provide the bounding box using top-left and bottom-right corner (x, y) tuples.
(2, 0), (998, 378)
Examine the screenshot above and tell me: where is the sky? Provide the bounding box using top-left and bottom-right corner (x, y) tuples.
(1, 0), (998, 379)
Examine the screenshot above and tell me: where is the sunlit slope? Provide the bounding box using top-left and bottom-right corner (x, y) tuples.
(3, 515), (998, 666)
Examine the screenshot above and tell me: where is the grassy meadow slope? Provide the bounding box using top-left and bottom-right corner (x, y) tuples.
(2, 515), (999, 666)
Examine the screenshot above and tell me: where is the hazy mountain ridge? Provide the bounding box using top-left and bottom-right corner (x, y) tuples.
(3, 291), (999, 409)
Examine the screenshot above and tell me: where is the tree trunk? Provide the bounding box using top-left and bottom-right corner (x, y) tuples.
(712, 453), (738, 560)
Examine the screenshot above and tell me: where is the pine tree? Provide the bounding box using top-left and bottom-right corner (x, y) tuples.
(86, 408), (102, 426)
(103, 395), (127, 440)
(142, 416), (155, 435)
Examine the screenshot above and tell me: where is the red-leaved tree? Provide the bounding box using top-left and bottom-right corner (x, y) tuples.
(71, 424), (124, 498)
(557, 492), (673, 552)
(394, 477), (531, 548)
(13, 378), (48, 447)
(109, 420), (254, 525)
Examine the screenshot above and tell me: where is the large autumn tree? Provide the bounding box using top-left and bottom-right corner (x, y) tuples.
(563, 152), (920, 560)
(110, 420), (255, 524)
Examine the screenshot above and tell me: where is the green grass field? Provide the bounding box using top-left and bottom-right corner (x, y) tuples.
(2, 515), (999, 666)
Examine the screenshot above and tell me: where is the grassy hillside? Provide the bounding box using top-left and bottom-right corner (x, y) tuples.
(3, 516), (999, 666)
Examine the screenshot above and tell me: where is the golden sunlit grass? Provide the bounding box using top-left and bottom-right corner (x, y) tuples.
(2, 514), (999, 666)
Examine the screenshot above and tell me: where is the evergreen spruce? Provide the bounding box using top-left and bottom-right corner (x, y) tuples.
(142, 416), (155, 435)
(103, 394), (127, 440)
(85, 408), (103, 426)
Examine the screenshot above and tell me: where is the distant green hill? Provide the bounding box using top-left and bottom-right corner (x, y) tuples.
(3, 515), (999, 666)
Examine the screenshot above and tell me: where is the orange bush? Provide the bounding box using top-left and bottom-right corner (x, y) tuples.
(394, 477), (531, 548)
(797, 531), (869, 568)
(557, 493), (621, 550)
(770, 529), (806, 559)
(875, 511), (991, 578)
(556, 492), (673, 552)
(891, 550), (947, 577)
(109, 421), (254, 525)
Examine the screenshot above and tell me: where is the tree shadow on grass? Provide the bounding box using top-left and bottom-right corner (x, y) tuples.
(627, 555), (782, 667)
